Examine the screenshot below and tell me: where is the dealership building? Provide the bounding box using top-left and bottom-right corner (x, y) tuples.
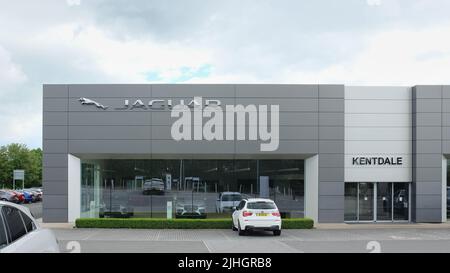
(42, 84), (450, 224)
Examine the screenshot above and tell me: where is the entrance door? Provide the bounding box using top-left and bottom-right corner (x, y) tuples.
(345, 182), (410, 222)
(377, 183), (393, 221)
(358, 183), (374, 221)
(393, 183), (409, 221)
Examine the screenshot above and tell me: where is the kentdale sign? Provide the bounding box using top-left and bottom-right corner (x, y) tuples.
(78, 96), (280, 152)
(352, 156), (403, 166)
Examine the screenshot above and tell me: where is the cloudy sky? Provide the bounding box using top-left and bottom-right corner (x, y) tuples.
(1, 0), (450, 148)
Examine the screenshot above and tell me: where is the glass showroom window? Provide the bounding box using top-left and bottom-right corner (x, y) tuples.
(80, 159), (304, 219)
(259, 160), (305, 218)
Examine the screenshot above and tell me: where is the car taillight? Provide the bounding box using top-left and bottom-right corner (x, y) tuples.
(242, 211), (253, 217)
(272, 212), (281, 217)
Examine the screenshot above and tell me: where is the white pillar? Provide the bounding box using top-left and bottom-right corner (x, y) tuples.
(68, 154), (81, 222)
(305, 155), (319, 223)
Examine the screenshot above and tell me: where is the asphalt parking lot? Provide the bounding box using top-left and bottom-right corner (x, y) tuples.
(53, 227), (450, 253)
(23, 202), (43, 219)
(28, 202), (450, 253)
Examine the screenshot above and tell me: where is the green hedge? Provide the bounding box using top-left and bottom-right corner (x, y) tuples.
(75, 218), (314, 229)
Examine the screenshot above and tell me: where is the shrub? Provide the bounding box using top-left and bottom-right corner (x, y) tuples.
(75, 217), (314, 229)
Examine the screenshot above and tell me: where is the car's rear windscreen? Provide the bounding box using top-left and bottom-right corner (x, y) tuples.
(222, 194), (242, 201)
(247, 202), (276, 210)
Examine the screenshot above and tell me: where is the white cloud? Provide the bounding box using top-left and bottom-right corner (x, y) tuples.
(0, 106), (41, 148)
(0, 46), (27, 87)
(1, 1), (450, 148)
(279, 25), (450, 85)
(367, 0), (382, 7)
(32, 23), (213, 82)
(66, 0), (81, 7)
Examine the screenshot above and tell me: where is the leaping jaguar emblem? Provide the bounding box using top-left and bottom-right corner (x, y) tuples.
(78, 98), (108, 110)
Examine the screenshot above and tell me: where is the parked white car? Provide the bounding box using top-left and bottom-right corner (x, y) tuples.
(232, 198), (281, 236)
(0, 201), (59, 253)
(216, 192), (242, 213)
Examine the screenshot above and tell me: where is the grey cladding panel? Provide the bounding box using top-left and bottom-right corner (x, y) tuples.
(442, 141), (450, 153)
(43, 126), (68, 140)
(318, 210), (344, 223)
(319, 85), (345, 98)
(69, 140), (151, 154)
(319, 141), (344, 154)
(415, 154), (444, 168)
(235, 84), (318, 98)
(69, 84), (150, 98)
(415, 209), (442, 222)
(414, 86), (442, 99)
(43, 154), (68, 167)
(442, 99), (450, 112)
(151, 125), (319, 140)
(319, 113), (344, 126)
(68, 112), (151, 126)
(319, 182), (344, 196)
(43, 85), (68, 98)
(443, 86), (450, 98)
(43, 209), (68, 223)
(43, 140), (67, 154)
(318, 196), (344, 209)
(415, 182), (444, 195)
(416, 194), (442, 209)
(234, 140), (318, 154)
(234, 98), (318, 112)
(415, 141), (442, 154)
(279, 113), (318, 126)
(152, 140), (234, 154)
(319, 99), (344, 113)
(319, 127), (344, 140)
(43, 181), (68, 195)
(442, 113), (450, 126)
(415, 113), (442, 127)
(415, 99), (442, 113)
(318, 154), (344, 168)
(43, 195), (68, 209)
(416, 127), (442, 140)
(415, 168), (443, 182)
(44, 98), (68, 111)
(319, 167), (344, 182)
(69, 126), (151, 140)
(441, 128), (450, 140)
(43, 112), (67, 126)
(43, 167), (68, 181)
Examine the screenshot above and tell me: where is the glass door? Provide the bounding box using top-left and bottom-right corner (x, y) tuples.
(393, 183), (409, 221)
(376, 183), (393, 221)
(358, 183), (374, 221)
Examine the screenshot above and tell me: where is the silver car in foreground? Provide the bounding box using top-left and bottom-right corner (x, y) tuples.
(0, 201), (59, 253)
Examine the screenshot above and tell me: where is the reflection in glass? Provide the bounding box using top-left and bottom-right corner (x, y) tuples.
(344, 183), (357, 221)
(393, 183), (409, 221)
(80, 159), (305, 219)
(377, 183), (392, 221)
(358, 183), (374, 221)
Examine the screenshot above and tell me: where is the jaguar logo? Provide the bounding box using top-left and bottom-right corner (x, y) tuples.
(78, 98), (108, 110)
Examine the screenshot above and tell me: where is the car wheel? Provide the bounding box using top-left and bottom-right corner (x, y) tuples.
(238, 221), (246, 236)
(273, 230), (281, 236)
(0, 198), (6, 201)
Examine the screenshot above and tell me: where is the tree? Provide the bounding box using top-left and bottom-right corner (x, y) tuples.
(0, 143), (42, 189)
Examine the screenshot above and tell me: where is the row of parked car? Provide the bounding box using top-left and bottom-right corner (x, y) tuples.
(0, 188), (43, 204)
